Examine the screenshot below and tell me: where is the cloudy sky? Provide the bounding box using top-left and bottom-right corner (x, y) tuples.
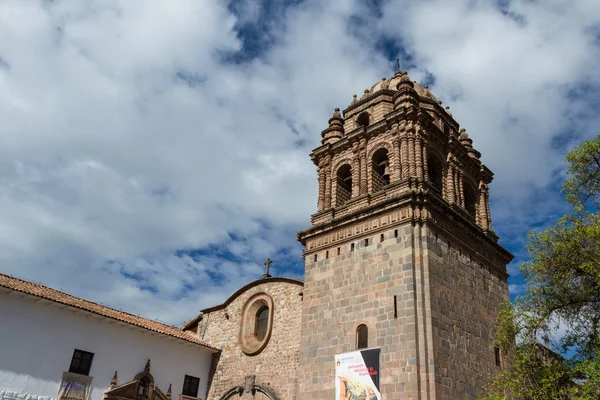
(1, 0), (599, 326)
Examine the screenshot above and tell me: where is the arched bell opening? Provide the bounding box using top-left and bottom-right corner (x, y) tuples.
(335, 164), (353, 206)
(372, 148), (390, 193)
(428, 153), (444, 192)
(464, 181), (478, 218)
(218, 385), (278, 400)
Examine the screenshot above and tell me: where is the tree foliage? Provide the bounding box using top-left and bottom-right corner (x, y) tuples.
(483, 136), (600, 399)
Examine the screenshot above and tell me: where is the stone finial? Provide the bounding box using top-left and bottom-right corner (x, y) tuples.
(360, 88), (370, 100)
(381, 77), (389, 90)
(459, 128), (469, 141)
(445, 106), (452, 117)
(321, 108), (344, 145)
(394, 72), (417, 110)
(144, 359), (151, 373)
(352, 94), (357, 104)
(110, 371), (118, 389)
(399, 72), (411, 84)
(166, 384), (172, 399)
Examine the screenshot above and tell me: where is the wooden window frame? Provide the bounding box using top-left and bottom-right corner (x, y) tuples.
(69, 349), (94, 376)
(182, 375), (200, 397)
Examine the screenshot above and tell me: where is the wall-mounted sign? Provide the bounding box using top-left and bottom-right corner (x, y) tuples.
(335, 348), (381, 400)
(57, 372), (93, 400)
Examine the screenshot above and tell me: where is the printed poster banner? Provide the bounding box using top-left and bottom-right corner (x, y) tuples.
(57, 372), (93, 400)
(335, 348), (381, 400)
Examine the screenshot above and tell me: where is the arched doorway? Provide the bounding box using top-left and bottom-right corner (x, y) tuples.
(218, 384), (278, 400)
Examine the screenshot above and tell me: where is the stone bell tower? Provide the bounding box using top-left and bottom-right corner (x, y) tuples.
(296, 71), (513, 400)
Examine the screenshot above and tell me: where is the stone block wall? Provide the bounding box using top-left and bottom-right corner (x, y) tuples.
(425, 226), (509, 399)
(195, 280), (303, 400)
(297, 223), (427, 399)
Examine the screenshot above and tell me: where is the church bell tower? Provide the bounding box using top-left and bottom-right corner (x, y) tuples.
(296, 71), (513, 399)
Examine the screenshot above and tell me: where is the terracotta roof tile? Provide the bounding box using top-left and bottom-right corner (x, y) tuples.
(0, 273), (218, 351)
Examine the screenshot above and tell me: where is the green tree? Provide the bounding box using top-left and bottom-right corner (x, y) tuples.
(483, 136), (600, 399)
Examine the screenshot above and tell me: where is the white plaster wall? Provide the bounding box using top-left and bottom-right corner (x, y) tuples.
(0, 290), (214, 400)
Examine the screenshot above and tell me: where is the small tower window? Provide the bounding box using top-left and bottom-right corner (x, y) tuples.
(372, 148), (391, 192)
(335, 164), (353, 206)
(356, 111), (370, 127)
(356, 324), (368, 349)
(255, 306), (269, 341)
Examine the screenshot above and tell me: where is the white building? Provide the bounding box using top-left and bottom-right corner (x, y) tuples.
(0, 273), (217, 400)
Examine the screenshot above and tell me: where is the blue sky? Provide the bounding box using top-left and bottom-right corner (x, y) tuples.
(0, 0), (599, 325)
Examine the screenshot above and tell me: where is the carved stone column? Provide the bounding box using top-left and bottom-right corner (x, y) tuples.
(401, 125), (409, 179)
(360, 139), (368, 195)
(323, 156), (332, 209)
(485, 186), (492, 230)
(415, 131), (423, 179)
(457, 170), (464, 207)
(408, 126), (416, 177)
(422, 139), (429, 183)
(352, 142), (360, 197)
(392, 124), (401, 181)
(317, 165), (325, 210)
(446, 159), (455, 204)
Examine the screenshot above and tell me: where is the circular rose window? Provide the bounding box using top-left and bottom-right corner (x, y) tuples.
(239, 293), (274, 355)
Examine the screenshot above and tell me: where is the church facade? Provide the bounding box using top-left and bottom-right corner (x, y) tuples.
(0, 71), (512, 400)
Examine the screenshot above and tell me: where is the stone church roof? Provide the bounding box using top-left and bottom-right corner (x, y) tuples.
(0, 272), (218, 350)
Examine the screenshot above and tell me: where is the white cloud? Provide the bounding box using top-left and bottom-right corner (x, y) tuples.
(0, 0), (598, 324)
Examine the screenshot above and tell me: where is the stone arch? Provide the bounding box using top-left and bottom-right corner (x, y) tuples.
(367, 141), (393, 161)
(218, 385), (278, 400)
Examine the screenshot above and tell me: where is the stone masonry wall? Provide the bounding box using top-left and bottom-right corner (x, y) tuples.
(197, 280), (303, 400)
(297, 222), (428, 399)
(425, 225), (509, 399)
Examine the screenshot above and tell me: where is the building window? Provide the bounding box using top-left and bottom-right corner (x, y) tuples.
(182, 375), (200, 397)
(69, 349), (94, 376)
(255, 306), (269, 341)
(495, 347), (501, 367)
(337, 247), (340, 256)
(240, 293), (274, 355)
(356, 324), (368, 349)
